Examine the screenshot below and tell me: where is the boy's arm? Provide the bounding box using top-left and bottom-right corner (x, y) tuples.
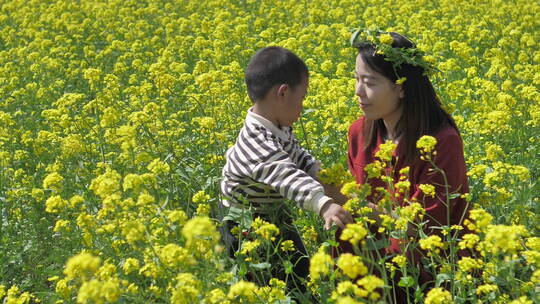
(252, 156), (353, 228)
(292, 139), (349, 205)
(251, 152), (330, 214)
(291, 138), (320, 178)
(320, 181), (349, 206)
(245, 130), (353, 227)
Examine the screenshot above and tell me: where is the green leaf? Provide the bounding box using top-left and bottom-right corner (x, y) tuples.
(449, 193), (461, 199)
(365, 238), (390, 251)
(250, 262), (271, 270)
(222, 206), (253, 229)
(350, 28), (362, 46)
(435, 273), (452, 287)
(283, 261), (294, 274)
(398, 276), (415, 287)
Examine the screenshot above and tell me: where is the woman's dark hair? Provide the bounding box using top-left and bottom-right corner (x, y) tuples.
(356, 32), (459, 164)
(244, 46), (308, 102)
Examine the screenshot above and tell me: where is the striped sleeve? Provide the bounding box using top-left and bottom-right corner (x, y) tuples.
(248, 134), (332, 214)
(289, 137), (320, 178)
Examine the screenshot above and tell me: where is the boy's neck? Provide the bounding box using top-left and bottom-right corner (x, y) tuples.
(252, 101), (280, 128)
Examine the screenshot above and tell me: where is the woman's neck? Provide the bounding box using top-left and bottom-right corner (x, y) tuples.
(383, 120), (399, 142)
(382, 105), (403, 142)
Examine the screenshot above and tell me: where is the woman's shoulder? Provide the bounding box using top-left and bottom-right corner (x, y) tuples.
(434, 124), (462, 143)
(432, 124), (464, 154)
(349, 116), (366, 136)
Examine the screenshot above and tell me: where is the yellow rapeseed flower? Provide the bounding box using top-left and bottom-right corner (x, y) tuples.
(181, 216), (220, 249)
(508, 296), (533, 304)
(280, 240), (295, 252)
(416, 135), (437, 154)
(337, 253), (368, 278)
(482, 224), (529, 254)
(171, 273), (201, 304)
(419, 184), (436, 198)
(191, 190), (210, 204)
(89, 168), (121, 199)
(252, 217), (280, 241)
(458, 233), (480, 250)
(340, 223), (368, 246)
(476, 284), (498, 295)
(45, 195), (67, 213)
(356, 275), (384, 300)
(375, 140), (397, 162)
(392, 255), (407, 268)
(77, 278), (121, 304)
(379, 33), (394, 45)
(64, 252), (101, 281)
(464, 208), (493, 232)
(425, 287), (453, 304)
(227, 281), (257, 302)
(309, 246), (334, 281)
(419, 235), (445, 255)
(43, 172), (64, 192)
(122, 258), (140, 275)
(159, 244), (194, 267)
(457, 257), (484, 272)
(121, 221), (146, 244)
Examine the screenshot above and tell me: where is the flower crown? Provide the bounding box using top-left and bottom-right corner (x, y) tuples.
(350, 28), (437, 81)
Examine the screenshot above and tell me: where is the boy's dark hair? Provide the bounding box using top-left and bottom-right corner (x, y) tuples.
(244, 46), (308, 102)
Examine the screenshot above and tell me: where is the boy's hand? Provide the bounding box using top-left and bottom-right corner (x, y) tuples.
(320, 202), (354, 230)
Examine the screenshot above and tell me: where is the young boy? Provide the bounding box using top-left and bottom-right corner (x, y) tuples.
(219, 46), (352, 292)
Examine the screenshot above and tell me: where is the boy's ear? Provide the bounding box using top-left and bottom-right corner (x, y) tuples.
(277, 84), (288, 98)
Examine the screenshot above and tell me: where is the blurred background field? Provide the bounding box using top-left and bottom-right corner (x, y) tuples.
(0, 0), (538, 303)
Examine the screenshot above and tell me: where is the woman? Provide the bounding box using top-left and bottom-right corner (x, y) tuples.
(337, 30), (470, 300)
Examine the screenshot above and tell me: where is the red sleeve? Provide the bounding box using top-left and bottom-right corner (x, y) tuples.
(410, 128), (470, 232)
(347, 117), (366, 183)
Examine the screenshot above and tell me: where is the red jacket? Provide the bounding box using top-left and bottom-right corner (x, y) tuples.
(337, 116), (471, 300)
(347, 116), (470, 238)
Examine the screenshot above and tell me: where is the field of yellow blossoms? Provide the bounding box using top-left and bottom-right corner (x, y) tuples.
(0, 0), (538, 303)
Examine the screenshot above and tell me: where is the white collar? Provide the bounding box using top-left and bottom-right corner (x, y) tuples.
(245, 107), (291, 141)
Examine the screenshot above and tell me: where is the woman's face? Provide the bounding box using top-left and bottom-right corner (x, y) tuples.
(355, 54), (404, 125)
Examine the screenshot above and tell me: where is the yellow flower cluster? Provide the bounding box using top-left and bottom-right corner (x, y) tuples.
(416, 135), (437, 155)
(419, 235), (446, 255)
(425, 287), (453, 304)
(251, 217), (280, 241)
(64, 252), (101, 281)
(0, 285), (34, 304)
(318, 163), (353, 186)
(457, 257), (484, 273)
(395, 202), (425, 230)
(340, 223), (368, 246)
(418, 184), (436, 198)
(337, 253), (368, 279)
(374, 140), (397, 162)
(309, 246), (334, 281)
(191, 190), (210, 204)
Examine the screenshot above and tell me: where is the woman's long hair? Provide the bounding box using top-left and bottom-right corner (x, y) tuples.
(356, 32), (459, 165)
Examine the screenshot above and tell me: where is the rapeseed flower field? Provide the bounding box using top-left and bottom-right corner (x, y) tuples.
(0, 0), (538, 303)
